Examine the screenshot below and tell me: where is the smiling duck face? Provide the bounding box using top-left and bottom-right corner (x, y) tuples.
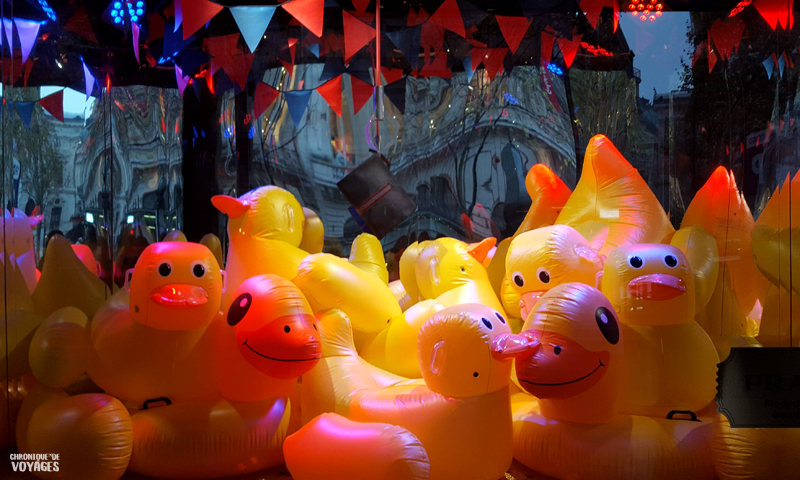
(515, 283), (622, 424)
(600, 244), (696, 327)
(128, 242), (224, 331)
(227, 274), (321, 380)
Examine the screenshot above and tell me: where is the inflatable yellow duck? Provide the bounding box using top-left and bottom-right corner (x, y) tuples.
(600, 244), (719, 416)
(751, 172), (800, 346)
(683, 166), (768, 354)
(4, 208), (44, 294)
(348, 232), (389, 285)
(211, 186), (321, 293)
(512, 283), (716, 480)
(293, 252), (444, 377)
(32, 235), (111, 319)
(395, 240), (429, 308)
(290, 303), (537, 480)
(505, 225), (604, 320)
(556, 134), (675, 256)
(199, 232), (224, 268)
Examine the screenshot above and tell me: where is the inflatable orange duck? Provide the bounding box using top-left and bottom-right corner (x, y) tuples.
(512, 283), (716, 480)
(212, 186), (323, 294)
(600, 244), (719, 416)
(289, 303), (537, 480)
(556, 135), (674, 256)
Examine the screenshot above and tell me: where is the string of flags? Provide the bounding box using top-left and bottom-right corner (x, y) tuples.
(4, 89), (64, 129)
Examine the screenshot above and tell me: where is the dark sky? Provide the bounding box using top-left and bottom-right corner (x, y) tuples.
(619, 11), (691, 101)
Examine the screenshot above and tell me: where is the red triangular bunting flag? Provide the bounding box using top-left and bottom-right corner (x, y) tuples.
(541, 30), (555, 64)
(182, 0), (224, 39)
(204, 33), (243, 75)
(556, 32), (583, 68)
(280, 59), (295, 77)
(427, 0), (465, 37)
(350, 74), (373, 113)
(691, 40), (706, 67)
(317, 75), (343, 117)
(419, 51), (452, 78)
(471, 48), (507, 81)
(254, 83), (280, 119)
(64, 6), (98, 43)
(283, 0), (325, 37)
(352, 0), (370, 13)
(381, 66), (403, 85)
(147, 12), (165, 43)
(708, 40), (718, 72)
(343, 10), (375, 63)
(407, 7), (429, 26)
(495, 16), (532, 55)
(753, 0), (793, 30)
(581, 0), (618, 30)
(707, 17), (745, 60)
(227, 53), (255, 89)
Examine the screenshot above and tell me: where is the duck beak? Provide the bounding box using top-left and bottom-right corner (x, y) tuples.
(491, 332), (540, 361)
(519, 290), (547, 320)
(627, 273), (686, 301)
(151, 284), (209, 308)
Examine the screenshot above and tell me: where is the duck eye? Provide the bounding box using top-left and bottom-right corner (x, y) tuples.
(191, 261), (206, 278)
(554, 345), (562, 355)
(537, 267), (551, 284)
(157, 261), (172, 277)
(628, 256), (644, 269)
(664, 254), (678, 268)
(227, 293), (252, 326)
(473, 372), (479, 377)
(481, 318), (493, 330)
(512, 271), (525, 288)
(460, 266), (466, 273)
(313, 324), (318, 331)
(495, 312), (506, 324)
(595, 306), (619, 345)
(284, 325), (291, 333)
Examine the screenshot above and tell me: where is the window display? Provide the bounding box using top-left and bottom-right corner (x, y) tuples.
(2, 1), (800, 479)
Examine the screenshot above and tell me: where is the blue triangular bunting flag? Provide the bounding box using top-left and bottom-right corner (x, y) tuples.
(307, 43), (320, 58)
(15, 101), (34, 129)
(386, 26), (422, 70)
(229, 6), (275, 53)
(284, 90), (312, 127)
(463, 56), (475, 83)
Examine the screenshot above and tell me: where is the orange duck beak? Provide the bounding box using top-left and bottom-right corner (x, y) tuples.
(491, 332), (540, 361)
(150, 284), (209, 308)
(627, 274), (686, 301)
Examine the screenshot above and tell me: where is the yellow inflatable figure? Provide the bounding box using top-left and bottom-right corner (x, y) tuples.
(505, 225), (604, 321)
(162, 230), (188, 242)
(293, 253), (444, 377)
(32, 235), (111, 318)
(290, 304), (537, 480)
(71, 244), (100, 276)
(758, 284), (800, 347)
(413, 237), (515, 329)
(683, 166), (769, 346)
(668, 225), (719, 312)
(512, 283), (716, 480)
(600, 244), (719, 416)
(712, 413), (800, 480)
(556, 134), (675, 256)
(514, 163), (572, 235)
(299, 207), (325, 254)
(212, 186), (314, 293)
(398, 241), (429, 306)
(199, 233), (224, 268)
(349, 233), (388, 284)
(4, 209), (44, 294)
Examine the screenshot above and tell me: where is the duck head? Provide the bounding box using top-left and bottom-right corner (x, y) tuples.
(227, 274), (321, 379)
(515, 283), (622, 424)
(506, 225), (604, 320)
(127, 242), (224, 331)
(212, 186), (305, 247)
(415, 237), (496, 300)
(418, 304), (538, 398)
(600, 244), (695, 326)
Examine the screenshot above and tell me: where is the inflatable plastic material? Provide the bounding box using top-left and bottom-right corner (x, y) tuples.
(16, 383), (133, 480)
(29, 307), (90, 389)
(556, 135), (675, 255)
(212, 186), (310, 293)
(0, 373), (36, 449)
(506, 225), (604, 321)
(199, 233), (224, 269)
(72, 244), (100, 276)
(512, 283), (715, 480)
(4, 209), (44, 294)
(349, 233), (389, 284)
(128, 397), (291, 479)
(163, 230), (188, 242)
(299, 207), (325, 254)
(285, 413), (430, 480)
(514, 163), (572, 235)
(758, 284), (800, 347)
(711, 412), (800, 480)
(86, 242), (223, 405)
(669, 225), (719, 311)
(399, 241), (429, 305)
(298, 303), (536, 480)
(683, 166), (769, 335)
(219, 274), (320, 401)
(32, 235), (111, 318)
(389, 279), (414, 311)
(600, 244), (719, 416)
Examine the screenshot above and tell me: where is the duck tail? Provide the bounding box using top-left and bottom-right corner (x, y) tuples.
(284, 413), (430, 480)
(349, 233), (389, 285)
